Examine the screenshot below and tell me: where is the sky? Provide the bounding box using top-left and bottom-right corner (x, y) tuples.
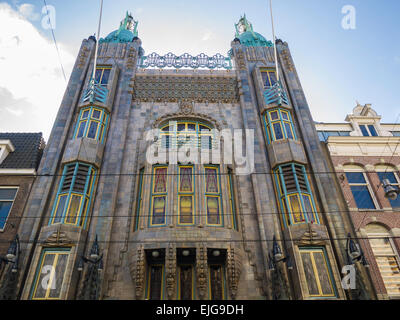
(0, 0), (399, 141)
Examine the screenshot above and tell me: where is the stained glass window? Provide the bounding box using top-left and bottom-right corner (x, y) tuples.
(178, 166), (194, 225)
(150, 166), (168, 226)
(75, 107), (109, 143)
(260, 69), (277, 87)
(204, 166), (222, 226)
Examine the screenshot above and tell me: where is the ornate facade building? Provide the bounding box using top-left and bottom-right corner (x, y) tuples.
(6, 13), (376, 300)
(316, 104), (400, 299)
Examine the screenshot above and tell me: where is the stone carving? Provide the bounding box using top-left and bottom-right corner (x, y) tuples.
(196, 244), (208, 299)
(126, 47), (137, 69)
(152, 110), (222, 131)
(179, 101), (193, 115)
(134, 246), (145, 299)
(43, 226), (74, 246)
(132, 75), (239, 103)
(227, 246), (242, 299)
(297, 224), (325, 246)
(78, 46), (90, 69)
(235, 48), (246, 70)
(165, 244), (176, 299)
(280, 49), (294, 72)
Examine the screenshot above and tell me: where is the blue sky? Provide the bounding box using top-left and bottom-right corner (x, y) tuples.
(1, 0), (399, 140)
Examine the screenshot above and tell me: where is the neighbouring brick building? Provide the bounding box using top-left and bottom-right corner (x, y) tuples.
(316, 103), (400, 299)
(0, 133), (44, 285)
(6, 13), (377, 300)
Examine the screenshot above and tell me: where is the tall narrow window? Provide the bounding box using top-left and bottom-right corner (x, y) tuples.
(209, 265), (225, 299)
(148, 265), (164, 300)
(30, 248), (70, 300)
(377, 171), (400, 209)
(149, 166), (168, 226)
(134, 168), (145, 231)
(264, 108), (296, 143)
(50, 162), (97, 228)
(178, 166), (194, 225)
(366, 224), (400, 298)
(345, 171), (377, 209)
(179, 265), (194, 300)
(74, 107), (109, 143)
(95, 66), (111, 85)
(227, 168), (238, 231)
(204, 166), (222, 226)
(0, 188), (18, 230)
(274, 164), (319, 227)
(260, 69), (277, 87)
(299, 247), (336, 298)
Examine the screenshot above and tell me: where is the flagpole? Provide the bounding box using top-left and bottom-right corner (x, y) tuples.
(92, 0), (104, 81)
(269, 0), (280, 82)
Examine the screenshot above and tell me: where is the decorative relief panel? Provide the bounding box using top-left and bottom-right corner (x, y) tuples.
(132, 75), (239, 103)
(196, 244), (208, 299)
(227, 245), (242, 299)
(165, 244), (176, 299)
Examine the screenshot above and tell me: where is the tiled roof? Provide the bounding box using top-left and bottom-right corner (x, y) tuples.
(0, 133), (44, 170)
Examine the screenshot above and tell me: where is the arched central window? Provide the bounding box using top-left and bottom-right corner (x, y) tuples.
(159, 120), (215, 150)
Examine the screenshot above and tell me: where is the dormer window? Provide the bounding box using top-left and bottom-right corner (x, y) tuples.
(0, 140), (15, 165)
(359, 124), (378, 137)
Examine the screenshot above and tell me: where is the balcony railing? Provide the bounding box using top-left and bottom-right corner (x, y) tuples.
(82, 79), (108, 104)
(263, 82), (289, 106)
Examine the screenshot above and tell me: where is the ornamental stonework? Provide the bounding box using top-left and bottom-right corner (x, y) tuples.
(132, 73), (239, 103)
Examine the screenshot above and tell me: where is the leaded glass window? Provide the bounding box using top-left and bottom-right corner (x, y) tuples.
(50, 163), (97, 228)
(260, 68), (277, 88)
(178, 166), (194, 225)
(75, 106), (109, 143)
(274, 163), (319, 227)
(150, 166), (168, 226)
(204, 166), (222, 226)
(299, 247), (336, 298)
(95, 66), (111, 85)
(30, 248), (70, 300)
(264, 108), (296, 143)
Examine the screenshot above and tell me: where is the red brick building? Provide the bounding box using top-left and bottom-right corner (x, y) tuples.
(316, 103), (400, 299)
(0, 133), (44, 257)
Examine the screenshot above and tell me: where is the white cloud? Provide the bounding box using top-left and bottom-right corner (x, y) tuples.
(201, 31), (215, 41)
(17, 3), (39, 21)
(0, 3), (74, 140)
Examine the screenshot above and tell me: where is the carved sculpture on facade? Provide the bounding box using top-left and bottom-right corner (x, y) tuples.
(227, 245), (242, 299)
(196, 244), (208, 299)
(165, 244), (176, 299)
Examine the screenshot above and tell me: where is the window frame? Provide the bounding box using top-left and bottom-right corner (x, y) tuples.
(299, 247), (337, 298)
(208, 264), (227, 300)
(177, 165), (195, 226)
(133, 167), (145, 231)
(49, 162), (97, 228)
(359, 124), (378, 137)
(177, 264), (195, 300)
(260, 68), (277, 88)
(146, 264), (165, 300)
(273, 164), (319, 228)
(227, 167), (238, 231)
(263, 108), (297, 144)
(74, 106), (109, 143)
(344, 169), (379, 210)
(204, 165), (223, 227)
(94, 66), (112, 86)
(30, 247), (71, 300)
(149, 165), (168, 227)
(0, 187), (18, 231)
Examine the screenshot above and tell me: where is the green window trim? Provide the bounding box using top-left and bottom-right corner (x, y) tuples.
(149, 165), (168, 227)
(74, 106), (109, 143)
(227, 168), (238, 231)
(264, 108), (297, 144)
(204, 165), (223, 226)
(29, 247), (71, 300)
(177, 165), (195, 225)
(299, 247), (337, 298)
(134, 168), (145, 231)
(49, 162), (97, 229)
(274, 163), (319, 228)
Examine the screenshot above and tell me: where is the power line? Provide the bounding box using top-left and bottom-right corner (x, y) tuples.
(43, 0), (67, 82)
(1, 235), (400, 245)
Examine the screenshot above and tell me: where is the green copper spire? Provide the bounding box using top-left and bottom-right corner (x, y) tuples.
(234, 14), (273, 47)
(99, 11), (138, 44)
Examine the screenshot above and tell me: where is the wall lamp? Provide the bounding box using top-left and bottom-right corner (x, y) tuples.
(382, 179), (400, 201)
(0, 235), (21, 273)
